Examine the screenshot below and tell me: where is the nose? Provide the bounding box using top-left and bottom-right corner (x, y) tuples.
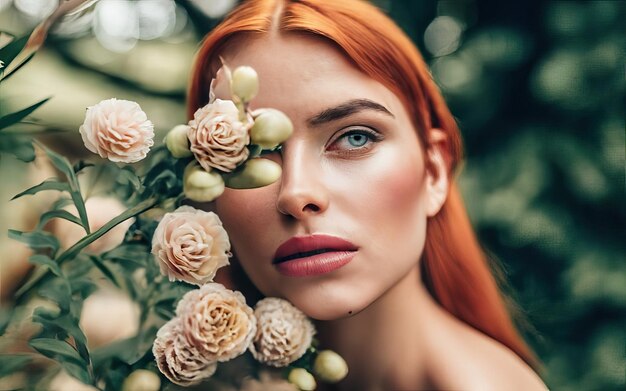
(275, 144), (329, 219)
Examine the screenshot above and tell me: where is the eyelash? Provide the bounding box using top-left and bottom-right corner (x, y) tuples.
(327, 128), (382, 154)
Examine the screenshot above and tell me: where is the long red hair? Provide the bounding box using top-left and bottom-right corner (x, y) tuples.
(187, 0), (539, 370)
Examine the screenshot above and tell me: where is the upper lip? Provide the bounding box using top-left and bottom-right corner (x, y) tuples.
(273, 234), (358, 264)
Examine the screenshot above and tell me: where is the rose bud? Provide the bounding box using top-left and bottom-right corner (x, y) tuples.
(250, 108), (294, 150)
(288, 368), (317, 391)
(231, 66), (259, 102)
(224, 158), (281, 189)
(121, 369), (161, 391)
(183, 161), (225, 202)
(165, 124), (193, 158)
(313, 350), (349, 383)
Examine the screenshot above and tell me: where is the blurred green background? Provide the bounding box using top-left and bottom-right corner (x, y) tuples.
(0, 0), (624, 390)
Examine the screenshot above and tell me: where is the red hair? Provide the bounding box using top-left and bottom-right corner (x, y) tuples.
(187, 0), (539, 370)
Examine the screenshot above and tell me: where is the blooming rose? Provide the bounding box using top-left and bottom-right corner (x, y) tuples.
(153, 318), (217, 386)
(176, 283), (256, 362)
(151, 205), (230, 286)
(188, 99), (250, 173)
(51, 196), (133, 255)
(79, 98), (154, 163)
(250, 298), (315, 367)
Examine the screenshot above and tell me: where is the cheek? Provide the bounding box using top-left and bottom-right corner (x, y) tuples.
(213, 187), (280, 290)
(345, 145), (428, 232)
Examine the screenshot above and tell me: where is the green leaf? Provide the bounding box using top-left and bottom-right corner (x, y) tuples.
(70, 278), (98, 300)
(154, 305), (175, 320)
(29, 254), (62, 277)
(57, 196), (158, 264)
(103, 244), (150, 267)
(72, 160), (94, 174)
(61, 360), (92, 385)
(37, 209), (84, 230)
(0, 134), (36, 162)
(91, 336), (137, 368)
(38, 143), (91, 234)
(0, 306), (11, 336)
(8, 229), (60, 256)
(40, 142), (75, 180)
(0, 97), (51, 130)
(38, 278), (72, 314)
(29, 338), (84, 364)
(12, 179), (70, 200)
(89, 256), (123, 289)
(0, 35), (28, 69)
(15, 196), (159, 302)
(31, 309), (89, 353)
(70, 191), (90, 234)
(117, 167), (141, 191)
(0, 51), (35, 82)
(0, 354), (32, 377)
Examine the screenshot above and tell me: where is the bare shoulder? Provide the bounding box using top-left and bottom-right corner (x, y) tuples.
(426, 314), (549, 391)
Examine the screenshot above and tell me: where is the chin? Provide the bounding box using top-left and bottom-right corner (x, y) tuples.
(283, 285), (375, 321)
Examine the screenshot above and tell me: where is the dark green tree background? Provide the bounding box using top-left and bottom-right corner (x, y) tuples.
(1, 1), (624, 390)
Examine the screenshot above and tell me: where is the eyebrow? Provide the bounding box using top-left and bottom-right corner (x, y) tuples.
(306, 98), (394, 126)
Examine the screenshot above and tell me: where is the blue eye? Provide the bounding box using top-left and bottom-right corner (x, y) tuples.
(327, 128), (382, 154)
(346, 133), (369, 147)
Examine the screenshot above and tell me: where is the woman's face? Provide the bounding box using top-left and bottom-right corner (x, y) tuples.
(211, 33), (445, 320)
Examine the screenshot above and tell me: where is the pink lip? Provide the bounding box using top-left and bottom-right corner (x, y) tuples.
(273, 234), (358, 277)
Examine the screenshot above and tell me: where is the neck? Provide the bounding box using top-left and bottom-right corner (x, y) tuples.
(315, 266), (449, 391)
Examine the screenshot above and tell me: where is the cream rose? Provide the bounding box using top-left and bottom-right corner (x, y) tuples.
(153, 318), (217, 386)
(188, 99), (250, 173)
(151, 205), (230, 286)
(79, 98), (154, 163)
(250, 298), (315, 367)
(176, 283), (256, 362)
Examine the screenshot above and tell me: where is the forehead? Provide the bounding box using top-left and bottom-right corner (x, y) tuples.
(214, 33), (403, 119)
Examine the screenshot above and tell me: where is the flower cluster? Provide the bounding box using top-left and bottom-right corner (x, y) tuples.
(164, 62), (294, 202)
(153, 283), (256, 386)
(8, 53), (346, 390)
(148, 206), (329, 387)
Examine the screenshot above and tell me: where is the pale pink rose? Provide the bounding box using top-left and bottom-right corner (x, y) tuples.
(79, 288), (140, 348)
(51, 196), (133, 254)
(188, 99), (250, 173)
(250, 298), (315, 367)
(79, 98), (154, 163)
(153, 318), (217, 386)
(151, 205), (230, 286)
(176, 283), (256, 362)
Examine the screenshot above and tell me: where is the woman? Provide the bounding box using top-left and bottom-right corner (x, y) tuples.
(188, 0), (548, 389)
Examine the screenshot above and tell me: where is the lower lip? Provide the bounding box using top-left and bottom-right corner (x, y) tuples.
(274, 251), (356, 277)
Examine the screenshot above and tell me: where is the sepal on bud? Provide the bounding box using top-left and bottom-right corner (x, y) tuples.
(165, 124), (193, 158)
(183, 161), (225, 202)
